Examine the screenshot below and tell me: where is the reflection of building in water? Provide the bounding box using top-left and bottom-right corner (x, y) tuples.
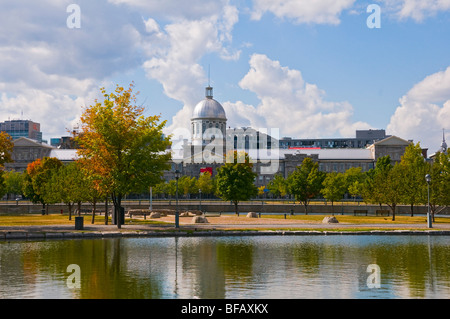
(168, 85), (417, 187)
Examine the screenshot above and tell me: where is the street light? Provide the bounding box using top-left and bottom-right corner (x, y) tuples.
(175, 169), (180, 229)
(149, 186), (152, 211)
(199, 189), (202, 213)
(425, 174), (432, 228)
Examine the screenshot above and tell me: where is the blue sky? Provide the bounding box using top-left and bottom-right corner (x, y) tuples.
(1, 0), (450, 152)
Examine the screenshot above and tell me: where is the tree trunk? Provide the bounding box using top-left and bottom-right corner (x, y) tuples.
(68, 202), (73, 221)
(104, 196), (109, 225)
(390, 203), (396, 221)
(112, 193), (122, 229)
(91, 200), (97, 224)
(77, 202), (82, 217)
(331, 201), (334, 216)
(410, 203), (414, 217)
(234, 201), (239, 216)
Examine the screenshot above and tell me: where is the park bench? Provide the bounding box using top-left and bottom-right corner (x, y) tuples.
(127, 209), (152, 219)
(354, 209), (368, 216)
(74, 208), (92, 215)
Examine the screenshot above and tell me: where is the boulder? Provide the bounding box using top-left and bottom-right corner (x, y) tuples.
(192, 216), (208, 224)
(322, 216), (339, 224)
(246, 212), (259, 218)
(149, 212), (161, 218)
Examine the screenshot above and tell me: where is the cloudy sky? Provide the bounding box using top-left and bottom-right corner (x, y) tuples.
(1, 0), (449, 152)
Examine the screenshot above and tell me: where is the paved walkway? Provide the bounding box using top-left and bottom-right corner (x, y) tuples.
(1, 215), (450, 239)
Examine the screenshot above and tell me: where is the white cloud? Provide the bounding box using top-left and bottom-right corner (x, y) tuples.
(250, 0), (356, 24)
(141, 3), (240, 135)
(108, 0), (226, 21)
(387, 66), (450, 151)
(224, 54), (371, 138)
(381, 0), (450, 21)
(0, 0), (150, 140)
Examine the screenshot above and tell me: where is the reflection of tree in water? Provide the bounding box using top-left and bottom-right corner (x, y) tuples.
(363, 238), (450, 298)
(180, 238), (226, 299)
(2, 236), (449, 299)
(289, 237), (450, 298)
(17, 239), (165, 298)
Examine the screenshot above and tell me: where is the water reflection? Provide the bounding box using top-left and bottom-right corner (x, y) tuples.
(0, 236), (449, 299)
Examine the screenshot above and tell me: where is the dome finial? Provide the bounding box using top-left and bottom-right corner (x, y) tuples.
(205, 86), (213, 99)
(205, 64), (213, 98)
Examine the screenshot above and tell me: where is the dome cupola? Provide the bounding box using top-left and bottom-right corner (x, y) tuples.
(191, 86), (227, 146)
(191, 86), (227, 121)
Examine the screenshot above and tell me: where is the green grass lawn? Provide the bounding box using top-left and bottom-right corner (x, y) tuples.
(260, 214), (450, 224)
(0, 214), (168, 226)
(0, 213), (448, 227)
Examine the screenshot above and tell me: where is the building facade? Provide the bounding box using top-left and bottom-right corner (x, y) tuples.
(168, 86), (415, 187)
(0, 120), (43, 143)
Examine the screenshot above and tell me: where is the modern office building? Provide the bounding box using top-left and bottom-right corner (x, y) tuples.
(0, 119), (43, 143)
(279, 129), (388, 149)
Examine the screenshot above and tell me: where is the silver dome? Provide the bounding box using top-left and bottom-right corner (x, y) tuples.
(191, 87), (227, 120)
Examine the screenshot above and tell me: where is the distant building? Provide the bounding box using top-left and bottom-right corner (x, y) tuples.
(279, 129), (388, 149)
(168, 86), (416, 187)
(0, 119), (43, 143)
(5, 137), (78, 172)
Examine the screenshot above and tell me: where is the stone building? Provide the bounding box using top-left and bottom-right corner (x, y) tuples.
(167, 86), (415, 187)
(5, 137), (78, 172)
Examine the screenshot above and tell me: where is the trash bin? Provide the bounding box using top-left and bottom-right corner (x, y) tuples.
(75, 216), (84, 230)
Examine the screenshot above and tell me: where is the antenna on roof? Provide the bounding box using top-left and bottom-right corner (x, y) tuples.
(208, 64), (211, 87)
(205, 64), (213, 98)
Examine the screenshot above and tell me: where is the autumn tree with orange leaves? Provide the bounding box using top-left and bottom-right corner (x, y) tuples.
(0, 132), (14, 198)
(76, 83), (171, 228)
(23, 157), (63, 214)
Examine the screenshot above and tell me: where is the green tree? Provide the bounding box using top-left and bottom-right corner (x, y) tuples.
(427, 152), (450, 220)
(321, 172), (346, 215)
(3, 171), (25, 199)
(23, 157), (63, 214)
(215, 151), (258, 215)
(267, 173), (288, 198)
(381, 163), (404, 221)
(197, 171), (214, 196)
(361, 156), (392, 208)
(398, 143), (427, 216)
(178, 175), (197, 198)
(0, 132), (14, 200)
(44, 162), (92, 221)
(0, 171), (5, 199)
(76, 83), (171, 228)
(287, 157), (325, 214)
(0, 132), (13, 168)
(364, 156), (403, 221)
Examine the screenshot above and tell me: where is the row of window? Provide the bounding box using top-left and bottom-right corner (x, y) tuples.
(192, 121), (226, 135)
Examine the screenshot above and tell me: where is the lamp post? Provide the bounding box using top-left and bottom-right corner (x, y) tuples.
(175, 170), (180, 229)
(149, 186), (152, 211)
(199, 189), (202, 214)
(425, 174), (432, 228)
